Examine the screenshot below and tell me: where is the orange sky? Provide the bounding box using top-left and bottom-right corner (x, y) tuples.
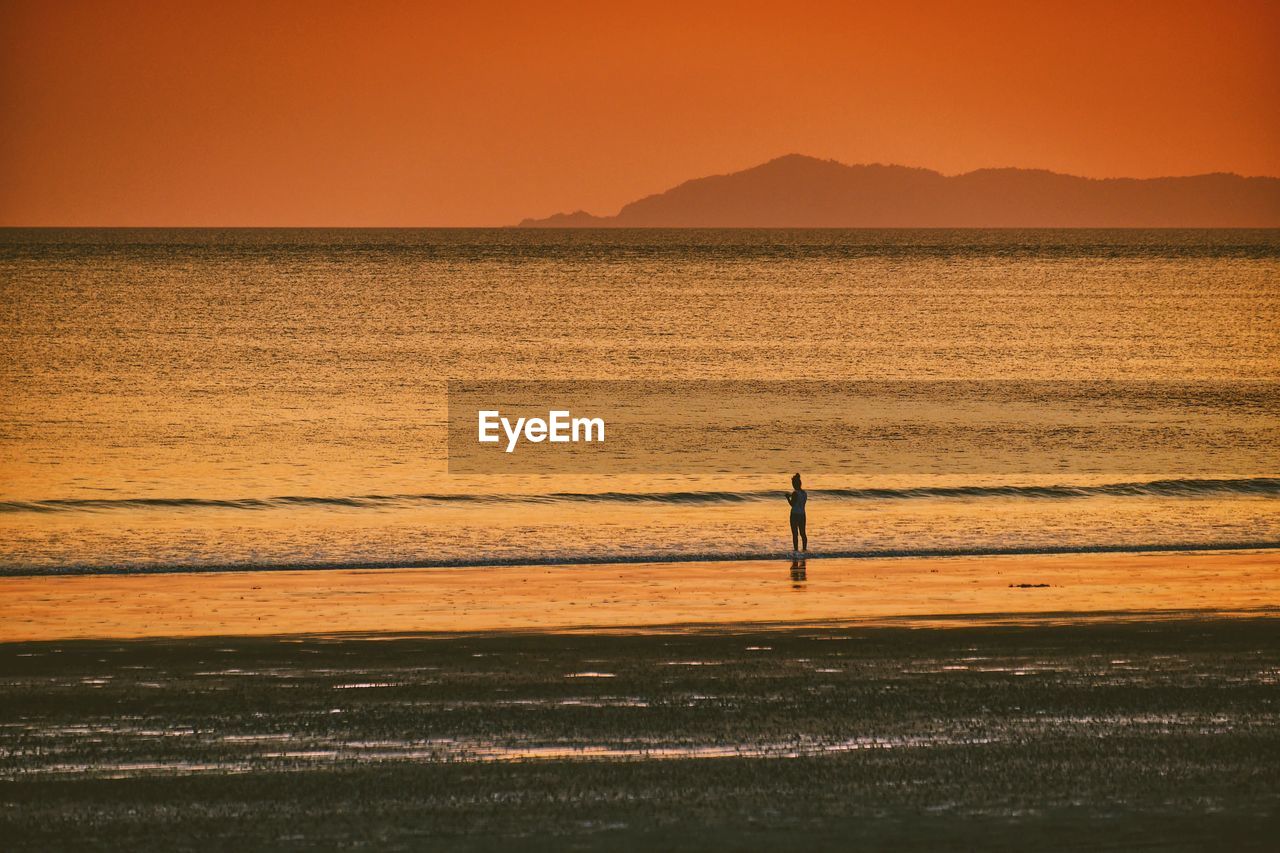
(2, 0), (1277, 226)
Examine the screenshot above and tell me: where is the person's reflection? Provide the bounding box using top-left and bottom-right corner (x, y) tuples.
(790, 557), (807, 589)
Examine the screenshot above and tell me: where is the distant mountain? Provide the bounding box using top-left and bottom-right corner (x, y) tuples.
(518, 154), (1280, 227)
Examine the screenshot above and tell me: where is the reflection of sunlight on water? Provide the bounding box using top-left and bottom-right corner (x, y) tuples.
(8, 708), (1257, 782)
(3, 733), (1011, 780)
(660, 661), (723, 666)
(4, 230), (1278, 575)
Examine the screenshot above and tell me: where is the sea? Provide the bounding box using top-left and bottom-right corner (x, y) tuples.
(1, 228), (1277, 575)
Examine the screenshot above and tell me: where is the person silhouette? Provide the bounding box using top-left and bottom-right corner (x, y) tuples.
(786, 472), (808, 553)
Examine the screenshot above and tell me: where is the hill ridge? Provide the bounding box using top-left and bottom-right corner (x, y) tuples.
(518, 154), (1280, 227)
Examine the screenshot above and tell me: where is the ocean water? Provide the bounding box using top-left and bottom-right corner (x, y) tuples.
(0, 228), (1277, 574)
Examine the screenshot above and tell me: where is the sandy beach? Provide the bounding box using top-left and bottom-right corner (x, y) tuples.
(3, 550), (1278, 848)
(3, 613), (1277, 850)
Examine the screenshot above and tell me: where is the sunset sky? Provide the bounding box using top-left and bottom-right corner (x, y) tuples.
(2, 0), (1277, 226)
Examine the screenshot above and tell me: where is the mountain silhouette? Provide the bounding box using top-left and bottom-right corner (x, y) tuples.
(518, 154), (1280, 227)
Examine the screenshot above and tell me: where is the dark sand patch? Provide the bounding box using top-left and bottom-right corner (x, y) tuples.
(2, 618), (1277, 850)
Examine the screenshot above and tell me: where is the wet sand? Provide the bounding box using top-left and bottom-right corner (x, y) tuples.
(3, 550), (1278, 849)
(2, 549), (1278, 642)
(2, 619), (1278, 850)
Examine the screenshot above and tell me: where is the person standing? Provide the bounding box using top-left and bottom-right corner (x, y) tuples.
(786, 473), (808, 553)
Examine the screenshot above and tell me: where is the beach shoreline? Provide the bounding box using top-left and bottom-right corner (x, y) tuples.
(6, 549), (1277, 849)
(2, 548), (1276, 643)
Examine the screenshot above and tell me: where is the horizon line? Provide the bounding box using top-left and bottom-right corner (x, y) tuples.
(4, 225), (1280, 231)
